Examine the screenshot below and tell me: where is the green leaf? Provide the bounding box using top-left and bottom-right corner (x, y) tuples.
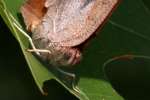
(0, 0), (89, 99)
(0, 0), (54, 94)
(1, 0), (150, 100)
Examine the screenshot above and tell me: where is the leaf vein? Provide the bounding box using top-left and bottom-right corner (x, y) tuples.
(108, 20), (150, 42)
(139, 0), (150, 15)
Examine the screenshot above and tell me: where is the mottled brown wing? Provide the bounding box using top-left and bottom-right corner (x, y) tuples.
(21, 0), (46, 31)
(45, 0), (120, 47)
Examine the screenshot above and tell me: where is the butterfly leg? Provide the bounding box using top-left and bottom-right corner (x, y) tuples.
(27, 49), (51, 54)
(12, 20), (50, 55)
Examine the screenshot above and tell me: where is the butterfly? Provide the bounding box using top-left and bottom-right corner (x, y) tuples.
(21, 0), (120, 66)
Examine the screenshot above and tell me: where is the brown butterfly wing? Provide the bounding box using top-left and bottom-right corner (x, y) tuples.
(21, 0), (119, 46)
(44, 0), (120, 47)
(21, 0), (46, 31)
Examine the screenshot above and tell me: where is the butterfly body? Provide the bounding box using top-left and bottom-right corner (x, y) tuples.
(21, 0), (119, 66)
